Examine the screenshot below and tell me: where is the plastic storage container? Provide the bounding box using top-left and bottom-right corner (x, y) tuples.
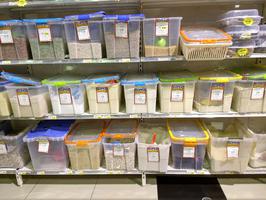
(23, 18), (66, 60)
(180, 27), (232, 60)
(224, 25), (259, 40)
(137, 121), (170, 172)
(0, 20), (29, 60)
(143, 17), (182, 57)
(218, 9), (262, 26)
(82, 74), (121, 114)
(231, 67), (266, 113)
(42, 75), (87, 115)
(65, 120), (105, 170)
(167, 119), (209, 170)
(194, 70), (242, 113)
(158, 71), (197, 113)
(0, 121), (33, 168)
(121, 74), (159, 113)
(23, 120), (73, 171)
(204, 118), (255, 173)
(228, 39), (256, 57)
(0, 79), (12, 116)
(64, 11), (105, 59)
(255, 25), (266, 53)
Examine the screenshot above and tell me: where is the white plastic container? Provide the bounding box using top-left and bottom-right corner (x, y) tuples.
(121, 74), (159, 114)
(0, 80), (12, 117)
(228, 39), (256, 57)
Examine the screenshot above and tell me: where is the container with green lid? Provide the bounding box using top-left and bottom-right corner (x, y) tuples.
(42, 75), (88, 115)
(159, 71), (198, 113)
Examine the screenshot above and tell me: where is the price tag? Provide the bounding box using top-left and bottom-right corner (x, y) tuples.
(240, 32), (252, 40)
(0, 141), (7, 154)
(227, 141), (239, 159)
(134, 88), (146, 105)
(16, 89), (30, 106)
(251, 83), (265, 100)
(38, 140), (49, 153)
(96, 87), (109, 103)
(58, 87), (72, 105)
(171, 84), (184, 102)
(183, 146), (195, 158)
(37, 171), (45, 175)
(210, 83), (224, 101)
(76, 23), (90, 41)
(37, 25), (52, 42)
(0, 27), (13, 44)
(156, 21), (169, 36)
(113, 146), (124, 156)
(237, 48), (249, 57)
(115, 22), (128, 38)
(210, 122), (224, 130)
(243, 17), (254, 26)
(147, 147), (160, 162)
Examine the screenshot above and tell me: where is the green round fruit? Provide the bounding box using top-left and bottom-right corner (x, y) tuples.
(156, 38), (166, 47)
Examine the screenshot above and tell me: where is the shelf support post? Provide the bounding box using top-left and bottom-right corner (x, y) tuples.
(15, 171), (23, 186)
(141, 172), (146, 186)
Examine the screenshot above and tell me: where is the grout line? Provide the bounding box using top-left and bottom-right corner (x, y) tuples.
(23, 178), (40, 200)
(89, 176), (98, 200)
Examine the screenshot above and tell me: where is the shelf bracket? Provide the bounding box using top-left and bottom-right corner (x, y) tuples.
(141, 172), (146, 186)
(15, 172), (23, 186)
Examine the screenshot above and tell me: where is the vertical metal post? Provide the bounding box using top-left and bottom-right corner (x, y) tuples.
(15, 172), (23, 186)
(141, 172), (146, 186)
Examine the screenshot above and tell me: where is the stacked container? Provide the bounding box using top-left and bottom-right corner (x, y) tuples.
(23, 120), (73, 171)
(82, 74), (121, 114)
(137, 120), (170, 172)
(103, 14), (144, 59)
(42, 75), (87, 115)
(0, 20), (29, 60)
(0, 79), (12, 117)
(194, 70), (242, 113)
(204, 118), (255, 173)
(23, 18), (66, 60)
(65, 120), (105, 170)
(158, 71), (197, 113)
(121, 74), (159, 113)
(64, 11), (105, 59)
(167, 119), (209, 170)
(143, 17), (182, 57)
(255, 25), (266, 53)
(103, 119), (138, 171)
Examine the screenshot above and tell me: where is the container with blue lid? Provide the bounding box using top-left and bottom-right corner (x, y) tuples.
(103, 14), (144, 59)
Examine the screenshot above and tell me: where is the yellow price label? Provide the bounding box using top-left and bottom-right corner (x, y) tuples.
(243, 17), (254, 26)
(237, 48), (249, 57)
(16, 0), (27, 7)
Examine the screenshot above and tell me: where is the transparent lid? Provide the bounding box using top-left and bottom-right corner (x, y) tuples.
(224, 25), (259, 34)
(197, 70), (242, 82)
(121, 74), (159, 86)
(82, 74), (120, 84)
(104, 119), (138, 138)
(231, 67), (266, 80)
(159, 70), (198, 83)
(42, 75), (85, 87)
(219, 9), (260, 20)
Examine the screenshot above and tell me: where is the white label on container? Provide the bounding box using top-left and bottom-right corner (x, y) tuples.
(156, 21), (169, 36)
(0, 142), (7, 154)
(58, 87), (72, 105)
(38, 140), (49, 153)
(76, 23), (90, 41)
(134, 88), (147, 105)
(210, 83), (224, 101)
(37, 25), (52, 42)
(240, 32), (252, 40)
(16, 89), (30, 106)
(96, 87), (109, 103)
(171, 84), (184, 102)
(0, 27), (13, 44)
(113, 146), (124, 156)
(115, 22), (128, 38)
(183, 146), (195, 158)
(210, 122), (224, 130)
(227, 142), (239, 159)
(147, 147), (160, 162)
(251, 83), (265, 100)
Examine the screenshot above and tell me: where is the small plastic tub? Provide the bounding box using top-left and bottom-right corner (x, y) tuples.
(0, 79), (12, 117)
(158, 71), (197, 113)
(82, 74), (121, 114)
(194, 70), (242, 113)
(224, 25), (259, 40)
(167, 119), (209, 170)
(23, 18), (67, 60)
(103, 14), (144, 59)
(228, 39), (256, 57)
(64, 11), (105, 59)
(143, 17), (182, 57)
(121, 74), (159, 114)
(42, 75), (88, 115)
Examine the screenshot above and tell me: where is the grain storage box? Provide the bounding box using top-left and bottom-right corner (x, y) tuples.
(23, 18), (66, 60)
(143, 17), (182, 57)
(103, 14), (144, 58)
(228, 39), (256, 57)
(121, 74), (159, 114)
(42, 75), (87, 115)
(167, 119), (209, 170)
(194, 70), (242, 113)
(0, 121), (33, 168)
(82, 74), (121, 114)
(204, 118), (255, 173)
(0, 79), (12, 117)
(65, 120), (105, 170)
(158, 71), (197, 113)
(137, 121), (170, 172)
(180, 27), (232, 61)
(64, 11), (105, 59)
(0, 20), (29, 60)
(23, 120), (73, 171)
(231, 67), (266, 113)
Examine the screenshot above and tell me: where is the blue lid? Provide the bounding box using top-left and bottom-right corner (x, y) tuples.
(0, 79), (10, 86)
(0, 20), (21, 27)
(82, 74), (120, 84)
(121, 74), (159, 86)
(65, 11), (105, 21)
(23, 18), (63, 24)
(104, 14), (144, 21)
(1, 72), (41, 86)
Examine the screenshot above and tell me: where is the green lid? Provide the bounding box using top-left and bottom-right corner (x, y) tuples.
(159, 71), (198, 83)
(197, 70), (242, 82)
(42, 75), (85, 87)
(231, 67), (266, 80)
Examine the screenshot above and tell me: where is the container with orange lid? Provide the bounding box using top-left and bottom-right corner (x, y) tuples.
(180, 27), (232, 61)
(167, 119), (209, 169)
(65, 120), (106, 170)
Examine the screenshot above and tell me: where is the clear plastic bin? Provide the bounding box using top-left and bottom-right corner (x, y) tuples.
(158, 71), (197, 113)
(255, 25), (266, 53)
(204, 118), (255, 173)
(228, 39), (256, 57)
(64, 11), (105, 59)
(180, 27), (232, 61)
(0, 20), (29, 60)
(0, 80), (12, 117)
(143, 17), (182, 57)
(103, 14), (143, 59)
(65, 120), (105, 170)
(121, 74), (159, 113)
(137, 120), (170, 172)
(82, 74), (121, 114)
(42, 75), (87, 115)
(218, 9), (262, 26)
(23, 120), (73, 171)
(194, 70), (242, 113)
(167, 119), (209, 170)
(0, 121), (33, 168)
(224, 25), (259, 40)
(23, 18), (66, 60)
